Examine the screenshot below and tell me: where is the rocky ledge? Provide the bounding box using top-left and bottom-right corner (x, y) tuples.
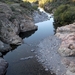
(0, 2), (37, 45)
(56, 23), (75, 56)
(0, 2), (37, 75)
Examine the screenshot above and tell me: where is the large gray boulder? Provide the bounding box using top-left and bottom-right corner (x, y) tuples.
(0, 2), (37, 45)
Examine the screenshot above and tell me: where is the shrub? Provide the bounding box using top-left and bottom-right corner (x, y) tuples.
(20, 1), (34, 11)
(54, 4), (75, 25)
(32, 5), (38, 10)
(20, 1), (32, 8)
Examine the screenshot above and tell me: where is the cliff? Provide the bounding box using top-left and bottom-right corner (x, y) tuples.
(0, 2), (37, 45)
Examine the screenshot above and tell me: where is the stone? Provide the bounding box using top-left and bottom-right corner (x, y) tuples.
(0, 58), (8, 75)
(0, 2), (37, 45)
(56, 23), (75, 56)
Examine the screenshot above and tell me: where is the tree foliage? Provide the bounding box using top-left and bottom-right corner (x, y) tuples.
(54, 5), (75, 25)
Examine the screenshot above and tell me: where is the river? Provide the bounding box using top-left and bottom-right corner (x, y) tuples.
(4, 9), (57, 75)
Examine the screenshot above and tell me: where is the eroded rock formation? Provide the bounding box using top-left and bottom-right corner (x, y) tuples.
(0, 2), (37, 45)
(0, 2), (37, 75)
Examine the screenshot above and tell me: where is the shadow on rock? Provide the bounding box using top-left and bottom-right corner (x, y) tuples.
(19, 29), (37, 39)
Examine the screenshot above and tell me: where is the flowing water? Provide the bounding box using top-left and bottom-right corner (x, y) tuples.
(4, 9), (58, 75)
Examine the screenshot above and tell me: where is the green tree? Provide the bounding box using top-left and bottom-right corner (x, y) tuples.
(54, 5), (75, 25)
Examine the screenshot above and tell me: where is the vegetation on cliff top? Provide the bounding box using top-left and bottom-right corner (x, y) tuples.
(0, 0), (38, 12)
(43, 0), (75, 25)
(54, 4), (75, 25)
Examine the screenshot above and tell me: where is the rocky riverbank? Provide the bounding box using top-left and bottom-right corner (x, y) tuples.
(55, 23), (75, 75)
(36, 22), (75, 75)
(1, 1), (75, 75)
(0, 1), (38, 75)
(56, 23), (75, 56)
(0, 1), (52, 74)
(0, 2), (37, 45)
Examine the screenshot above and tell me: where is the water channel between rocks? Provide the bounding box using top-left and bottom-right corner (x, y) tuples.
(3, 9), (62, 75)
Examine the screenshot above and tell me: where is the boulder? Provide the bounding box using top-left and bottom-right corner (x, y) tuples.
(56, 23), (75, 56)
(0, 17), (23, 45)
(0, 58), (8, 75)
(0, 2), (37, 45)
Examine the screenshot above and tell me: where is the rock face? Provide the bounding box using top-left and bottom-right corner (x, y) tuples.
(55, 23), (75, 75)
(56, 23), (75, 56)
(0, 2), (37, 75)
(32, 10), (49, 23)
(0, 58), (8, 75)
(0, 2), (37, 45)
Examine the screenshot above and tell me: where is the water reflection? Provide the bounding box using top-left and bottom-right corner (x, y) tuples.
(19, 29), (37, 39)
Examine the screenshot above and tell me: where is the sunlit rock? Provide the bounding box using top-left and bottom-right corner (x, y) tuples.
(56, 23), (75, 56)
